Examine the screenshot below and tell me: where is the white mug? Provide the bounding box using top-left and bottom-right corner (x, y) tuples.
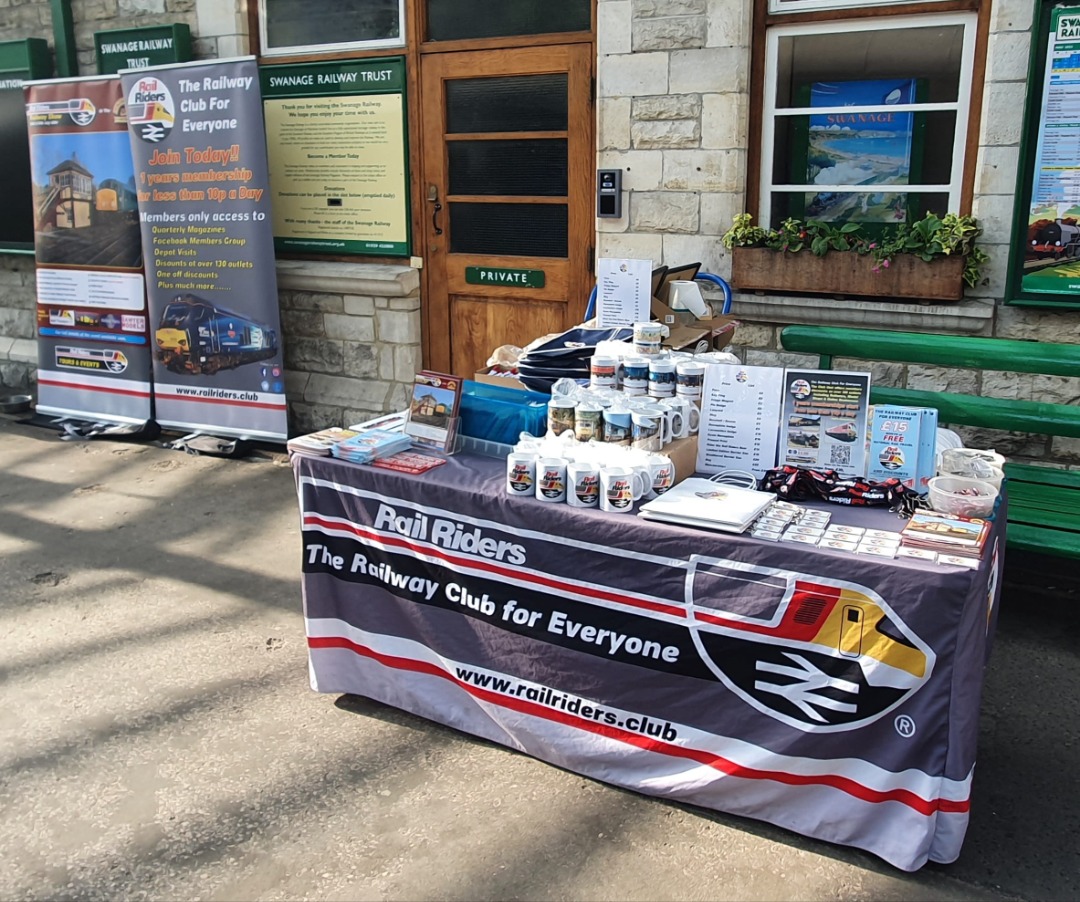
(567, 460), (600, 508)
(601, 407), (632, 445)
(506, 452), (536, 497)
(621, 356), (650, 396)
(648, 358), (677, 398)
(660, 397), (700, 438)
(676, 360), (706, 400)
(648, 453), (676, 496)
(633, 321), (668, 357)
(631, 410), (665, 452)
(535, 457), (567, 503)
(574, 402), (604, 443)
(589, 354), (618, 390)
(639, 402), (682, 446)
(547, 397), (576, 437)
(600, 466), (648, 513)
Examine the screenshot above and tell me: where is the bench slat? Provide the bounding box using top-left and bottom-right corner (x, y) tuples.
(1004, 462), (1080, 489)
(781, 326), (1080, 378)
(870, 387), (1080, 437)
(1004, 523), (1080, 558)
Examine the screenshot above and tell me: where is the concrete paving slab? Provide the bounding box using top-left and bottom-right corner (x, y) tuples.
(0, 414), (1073, 901)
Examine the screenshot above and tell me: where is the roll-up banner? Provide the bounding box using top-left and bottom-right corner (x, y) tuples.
(24, 76), (153, 424)
(120, 57), (287, 442)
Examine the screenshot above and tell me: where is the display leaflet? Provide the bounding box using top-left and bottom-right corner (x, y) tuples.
(779, 369), (871, 479)
(595, 258), (652, 327)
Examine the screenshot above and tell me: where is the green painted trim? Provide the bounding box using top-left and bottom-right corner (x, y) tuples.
(274, 238), (409, 256)
(0, 38), (50, 75)
(49, 0), (77, 77)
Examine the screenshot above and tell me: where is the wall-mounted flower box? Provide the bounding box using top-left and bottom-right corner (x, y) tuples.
(730, 246), (967, 303)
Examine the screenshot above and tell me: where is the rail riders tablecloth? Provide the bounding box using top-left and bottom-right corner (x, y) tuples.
(293, 452), (1003, 871)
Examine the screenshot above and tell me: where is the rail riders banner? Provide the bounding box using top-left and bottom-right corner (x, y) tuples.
(121, 57), (287, 442)
(24, 76), (152, 424)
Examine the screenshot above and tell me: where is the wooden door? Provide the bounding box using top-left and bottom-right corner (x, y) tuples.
(420, 44), (594, 378)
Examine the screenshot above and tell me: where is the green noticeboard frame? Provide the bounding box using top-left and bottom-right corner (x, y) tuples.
(1007, 2), (1080, 309)
(94, 24), (192, 75)
(0, 38), (51, 254)
(259, 57), (411, 258)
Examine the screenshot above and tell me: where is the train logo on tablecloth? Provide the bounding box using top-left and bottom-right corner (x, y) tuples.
(686, 556), (935, 731)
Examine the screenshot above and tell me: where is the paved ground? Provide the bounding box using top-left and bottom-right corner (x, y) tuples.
(1, 413), (1077, 901)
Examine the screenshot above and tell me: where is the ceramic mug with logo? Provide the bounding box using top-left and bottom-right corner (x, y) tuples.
(589, 354), (619, 390)
(638, 402), (681, 446)
(506, 452), (536, 497)
(647, 453), (676, 497)
(574, 402), (604, 443)
(566, 460), (600, 508)
(599, 465), (648, 513)
(633, 321), (668, 357)
(535, 457), (567, 503)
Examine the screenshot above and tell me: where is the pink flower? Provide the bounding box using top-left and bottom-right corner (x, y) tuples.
(869, 243), (877, 249)
(882, 258), (890, 269)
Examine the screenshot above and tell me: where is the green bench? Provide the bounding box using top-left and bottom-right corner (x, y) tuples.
(779, 325), (1080, 559)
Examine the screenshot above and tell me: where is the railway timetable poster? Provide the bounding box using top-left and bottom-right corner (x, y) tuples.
(120, 57), (288, 442)
(23, 75), (153, 424)
(1018, 7), (1080, 299)
(259, 57), (409, 257)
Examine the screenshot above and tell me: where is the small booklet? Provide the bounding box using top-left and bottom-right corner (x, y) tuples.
(638, 477), (776, 533)
(330, 429), (414, 464)
(900, 510), (990, 557)
(370, 450), (449, 474)
(287, 427), (360, 457)
(405, 371), (462, 452)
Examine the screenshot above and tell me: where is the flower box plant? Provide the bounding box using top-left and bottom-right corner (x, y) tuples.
(722, 213), (989, 302)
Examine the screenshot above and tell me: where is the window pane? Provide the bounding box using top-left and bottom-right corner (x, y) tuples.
(264, 0), (401, 50)
(774, 25), (966, 108)
(449, 140), (567, 196)
(446, 76), (568, 134)
(450, 202), (567, 256)
(427, 0), (590, 41)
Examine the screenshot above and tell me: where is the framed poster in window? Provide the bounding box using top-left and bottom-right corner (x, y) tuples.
(1008, 3), (1080, 308)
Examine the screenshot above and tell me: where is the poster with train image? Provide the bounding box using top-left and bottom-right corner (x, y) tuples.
(24, 75), (153, 424)
(121, 57), (287, 441)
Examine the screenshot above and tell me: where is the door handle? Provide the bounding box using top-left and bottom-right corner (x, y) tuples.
(428, 184), (443, 235)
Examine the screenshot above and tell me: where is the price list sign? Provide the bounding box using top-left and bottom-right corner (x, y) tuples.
(695, 363), (784, 477)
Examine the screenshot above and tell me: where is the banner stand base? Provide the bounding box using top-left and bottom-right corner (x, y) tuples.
(165, 432), (251, 459)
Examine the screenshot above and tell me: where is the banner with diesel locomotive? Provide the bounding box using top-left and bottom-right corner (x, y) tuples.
(24, 75), (153, 424)
(295, 451), (1004, 873)
(121, 57), (287, 441)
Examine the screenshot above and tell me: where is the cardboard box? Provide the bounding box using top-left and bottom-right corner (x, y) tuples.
(474, 370), (529, 391)
(661, 434), (699, 486)
(650, 296), (737, 353)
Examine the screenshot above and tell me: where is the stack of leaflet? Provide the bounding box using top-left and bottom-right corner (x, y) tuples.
(515, 326), (632, 393)
(331, 429), (414, 464)
(638, 477), (776, 534)
(287, 427), (359, 457)
(899, 510), (990, 562)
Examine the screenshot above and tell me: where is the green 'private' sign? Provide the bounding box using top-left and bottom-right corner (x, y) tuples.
(465, 266), (545, 288)
(95, 24), (191, 75)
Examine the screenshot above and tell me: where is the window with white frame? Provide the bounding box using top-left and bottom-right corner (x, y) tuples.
(259, 0), (405, 56)
(758, 12), (977, 231)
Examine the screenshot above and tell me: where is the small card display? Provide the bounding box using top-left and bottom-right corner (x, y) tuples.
(405, 371), (462, 452)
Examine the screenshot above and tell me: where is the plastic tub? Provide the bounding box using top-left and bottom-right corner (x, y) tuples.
(927, 475), (999, 519)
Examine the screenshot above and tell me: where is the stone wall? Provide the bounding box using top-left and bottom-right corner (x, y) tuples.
(277, 262), (423, 435)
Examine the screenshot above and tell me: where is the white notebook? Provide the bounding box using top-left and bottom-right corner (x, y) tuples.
(638, 478), (776, 533)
